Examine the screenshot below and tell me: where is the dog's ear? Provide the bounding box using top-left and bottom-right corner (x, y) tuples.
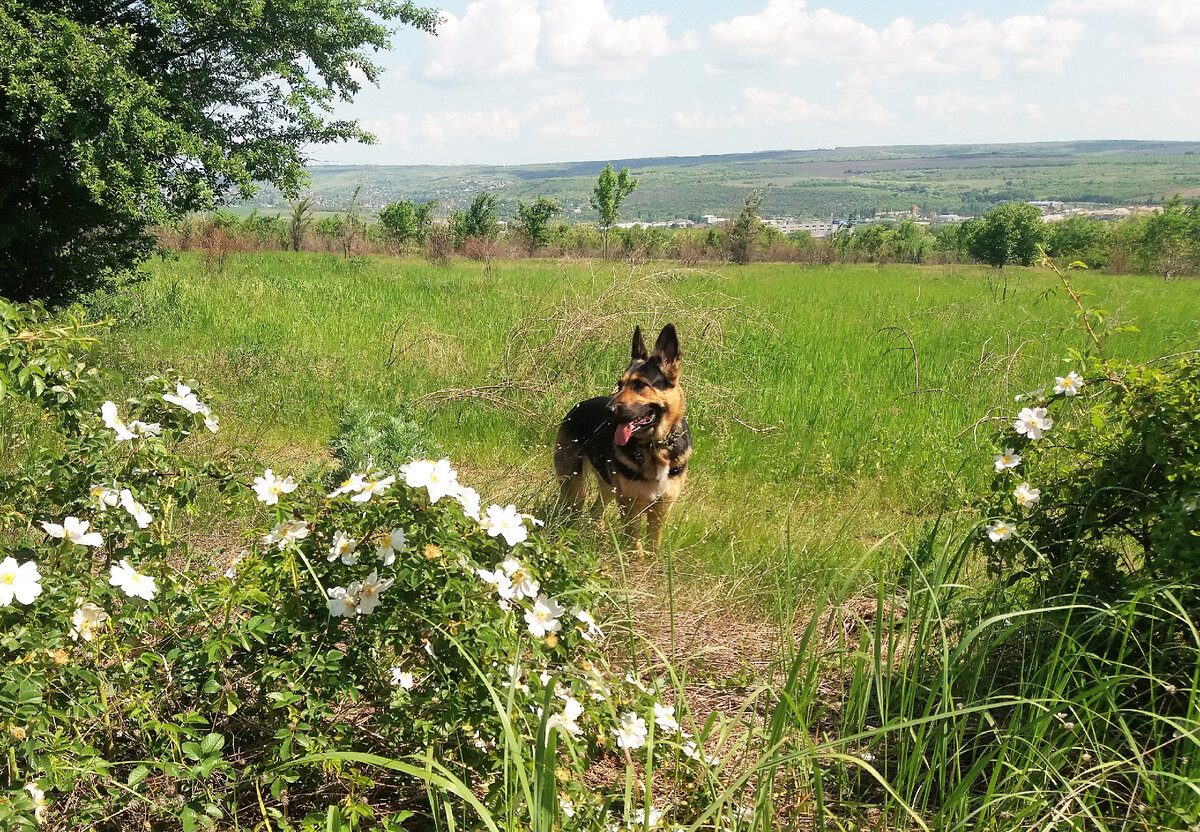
(651, 323), (681, 381)
(631, 325), (649, 361)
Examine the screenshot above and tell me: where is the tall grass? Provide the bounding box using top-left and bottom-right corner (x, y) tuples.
(90, 252), (1200, 609)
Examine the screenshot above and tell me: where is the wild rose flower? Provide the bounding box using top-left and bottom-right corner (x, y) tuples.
(109, 560), (157, 601)
(987, 520), (1014, 542)
(994, 448), (1021, 472)
(327, 530), (358, 565)
(327, 586), (358, 617)
(1054, 371), (1083, 396)
(613, 711), (648, 749)
(377, 528), (406, 566)
(481, 504), (529, 546)
(70, 602), (108, 642)
(351, 474), (395, 503)
(455, 485), (481, 521)
(653, 702), (680, 734)
(0, 557), (42, 607)
(252, 469), (297, 505)
(203, 414), (220, 433)
(477, 566), (514, 599)
(327, 472), (367, 498)
(546, 696), (585, 737)
(1014, 482), (1041, 510)
(262, 518), (309, 549)
(42, 517), (103, 548)
(24, 782), (48, 826)
(119, 489), (153, 529)
(682, 740), (720, 766)
(89, 484), (120, 511)
(498, 557), (539, 600)
(355, 570), (394, 615)
(163, 382), (209, 415)
(1014, 407), (1053, 440)
(573, 607), (604, 641)
(401, 458), (459, 503)
(390, 668), (415, 690)
(525, 593), (566, 638)
(100, 401), (135, 441)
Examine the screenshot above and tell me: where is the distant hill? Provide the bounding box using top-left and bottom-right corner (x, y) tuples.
(238, 140), (1200, 222)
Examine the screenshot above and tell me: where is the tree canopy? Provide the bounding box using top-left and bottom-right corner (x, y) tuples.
(0, 0), (439, 302)
(592, 163), (637, 258)
(515, 196), (562, 254)
(960, 202), (1046, 268)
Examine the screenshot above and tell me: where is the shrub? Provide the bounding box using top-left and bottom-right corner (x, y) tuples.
(330, 401), (443, 480)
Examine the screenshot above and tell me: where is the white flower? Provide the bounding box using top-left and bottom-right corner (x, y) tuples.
(263, 518), (309, 549)
(0, 557), (42, 607)
(477, 566), (513, 599)
(632, 807), (665, 828)
(987, 520), (1014, 542)
(525, 593), (566, 638)
(327, 586), (358, 617)
(69, 602), (108, 641)
(496, 557), (539, 600)
(559, 795), (576, 818)
(401, 458), (459, 503)
(573, 608), (604, 641)
(223, 553), (243, 580)
(1014, 482), (1041, 510)
(327, 472), (367, 498)
(252, 469), (297, 505)
(653, 702), (680, 734)
(377, 528), (406, 566)
(613, 711), (648, 749)
(327, 530), (358, 565)
(24, 782), (48, 826)
(41, 517), (103, 548)
(390, 668), (415, 690)
(355, 570), (394, 615)
(89, 484), (120, 511)
(109, 559), (157, 601)
(455, 486), (481, 521)
(163, 382), (209, 415)
(100, 401), (135, 441)
(119, 489), (153, 529)
(994, 448), (1022, 472)
(203, 414), (220, 433)
(681, 740), (720, 766)
(1014, 407), (1053, 440)
(546, 695), (585, 737)
(350, 474), (395, 503)
(1054, 371), (1084, 397)
(480, 504), (529, 547)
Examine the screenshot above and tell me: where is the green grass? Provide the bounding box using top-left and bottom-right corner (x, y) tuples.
(94, 252), (1200, 609)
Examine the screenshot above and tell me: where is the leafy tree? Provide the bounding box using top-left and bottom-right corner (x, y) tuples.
(379, 199), (437, 254)
(1045, 215), (1113, 269)
(514, 196), (562, 254)
(460, 192), (500, 242)
(593, 163), (638, 258)
(0, 0), (439, 303)
(889, 219), (930, 264)
(851, 224), (891, 263)
(1134, 196), (1198, 280)
(961, 202), (1047, 268)
(288, 199), (315, 252)
(728, 192), (766, 265)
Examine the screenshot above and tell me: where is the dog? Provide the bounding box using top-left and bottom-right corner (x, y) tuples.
(554, 323), (692, 551)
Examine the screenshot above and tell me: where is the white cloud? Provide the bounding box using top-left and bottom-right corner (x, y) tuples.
(707, 1), (1084, 82)
(671, 85), (892, 133)
(415, 0), (683, 85)
(363, 91), (595, 148)
(1046, 0), (1200, 65)
(912, 91), (1040, 119)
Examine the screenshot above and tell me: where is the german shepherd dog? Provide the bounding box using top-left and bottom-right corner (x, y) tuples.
(554, 324), (692, 550)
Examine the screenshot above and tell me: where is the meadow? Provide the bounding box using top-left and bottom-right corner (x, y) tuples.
(94, 252), (1200, 611)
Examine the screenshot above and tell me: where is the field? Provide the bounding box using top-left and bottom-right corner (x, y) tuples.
(96, 252), (1200, 610)
(240, 140), (1200, 222)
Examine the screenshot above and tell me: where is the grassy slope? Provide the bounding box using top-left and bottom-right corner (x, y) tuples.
(100, 253), (1200, 609)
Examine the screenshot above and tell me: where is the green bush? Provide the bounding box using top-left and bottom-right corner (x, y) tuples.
(330, 401), (444, 481)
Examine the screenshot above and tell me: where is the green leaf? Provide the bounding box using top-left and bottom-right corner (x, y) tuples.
(127, 765), (151, 787)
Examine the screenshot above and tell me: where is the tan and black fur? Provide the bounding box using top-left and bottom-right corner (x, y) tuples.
(554, 324), (692, 550)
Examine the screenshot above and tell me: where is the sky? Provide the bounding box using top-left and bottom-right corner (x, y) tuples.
(322, 0), (1200, 166)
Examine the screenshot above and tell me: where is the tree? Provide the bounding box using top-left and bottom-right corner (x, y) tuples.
(1045, 215), (1112, 270)
(379, 199), (437, 254)
(460, 192), (500, 242)
(515, 196), (562, 254)
(961, 202), (1046, 268)
(0, 0), (439, 303)
(1135, 197), (1198, 280)
(593, 164), (638, 258)
(727, 191), (765, 265)
(288, 200), (315, 252)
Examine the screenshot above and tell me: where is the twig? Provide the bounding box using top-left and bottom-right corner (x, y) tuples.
(1038, 246), (1104, 354)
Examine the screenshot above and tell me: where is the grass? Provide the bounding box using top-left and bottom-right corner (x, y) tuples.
(92, 251), (1200, 611)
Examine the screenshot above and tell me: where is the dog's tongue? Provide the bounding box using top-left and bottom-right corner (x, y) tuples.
(615, 421), (634, 446)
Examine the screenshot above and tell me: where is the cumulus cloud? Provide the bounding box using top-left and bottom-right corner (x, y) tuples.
(1049, 0), (1199, 65)
(415, 0), (684, 85)
(671, 85), (892, 132)
(912, 91), (1040, 120)
(707, 1), (1084, 82)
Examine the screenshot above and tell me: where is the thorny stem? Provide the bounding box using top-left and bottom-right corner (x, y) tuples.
(1038, 246), (1104, 355)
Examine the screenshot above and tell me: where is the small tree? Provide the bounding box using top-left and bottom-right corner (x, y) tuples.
(1135, 196), (1197, 280)
(379, 199), (439, 255)
(515, 196), (562, 255)
(288, 199), (314, 252)
(727, 191), (765, 265)
(462, 193), (500, 242)
(593, 164), (638, 258)
(963, 202), (1046, 268)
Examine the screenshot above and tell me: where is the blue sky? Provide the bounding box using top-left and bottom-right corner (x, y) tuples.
(323, 0), (1200, 166)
